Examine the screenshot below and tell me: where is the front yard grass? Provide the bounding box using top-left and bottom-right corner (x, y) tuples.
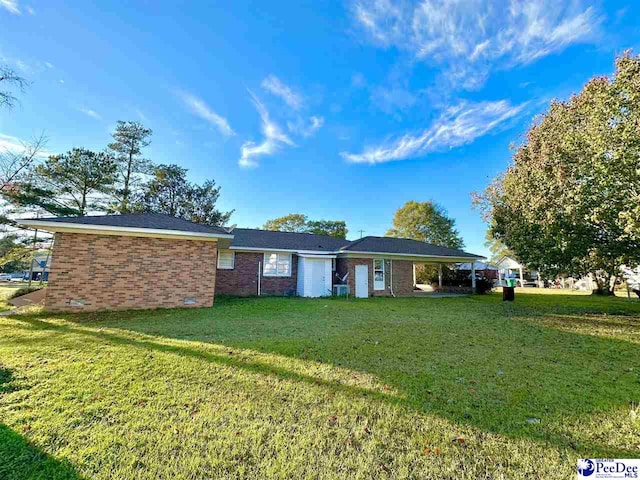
(1, 293), (639, 479)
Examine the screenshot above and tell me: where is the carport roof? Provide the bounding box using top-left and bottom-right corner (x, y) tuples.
(340, 236), (482, 259)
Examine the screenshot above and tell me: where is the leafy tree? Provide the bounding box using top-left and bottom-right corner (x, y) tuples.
(133, 164), (232, 226)
(36, 148), (117, 215)
(306, 220), (348, 239)
(0, 65), (26, 109)
(107, 121), (153, 213)
(386, 201), (464, 249)
(263, 214), (348, 238)
(484, 230), (513, 263)
(474, 52), (640, 294)
(0, 234), (30, 272)
(263, 214), (308, 233)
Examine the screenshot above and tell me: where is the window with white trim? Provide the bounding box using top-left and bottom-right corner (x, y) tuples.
(373, 259), (385, 290)
(263, 253), (291, 277)
(217, 249), (235, 269)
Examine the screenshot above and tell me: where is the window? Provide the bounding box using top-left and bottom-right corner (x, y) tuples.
(263, 253), (291, 277)
(373, 259), (385, 290)
(217, 249), (235, 269)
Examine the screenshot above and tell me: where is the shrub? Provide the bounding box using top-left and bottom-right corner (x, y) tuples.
(9, 286), (42, 300)
(474, 278), (493, 295)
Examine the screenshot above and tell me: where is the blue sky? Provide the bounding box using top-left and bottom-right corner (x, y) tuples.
(1, 0), (638, 256)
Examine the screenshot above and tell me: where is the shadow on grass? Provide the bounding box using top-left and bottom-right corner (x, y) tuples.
(0, 367), (83, 480)
(9, 295), (640, 459)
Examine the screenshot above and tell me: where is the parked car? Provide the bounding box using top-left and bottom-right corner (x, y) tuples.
(0, 273), (11, 282)
(8, 273), (26, 283)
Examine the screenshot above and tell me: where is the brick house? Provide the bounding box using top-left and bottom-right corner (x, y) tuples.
(18, 213), (483, 312)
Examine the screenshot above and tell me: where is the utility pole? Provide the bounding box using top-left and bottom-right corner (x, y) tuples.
(358, 229), (365, 238)
(27, 228), (37, 287)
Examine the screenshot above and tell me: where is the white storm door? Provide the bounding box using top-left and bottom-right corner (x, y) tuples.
(355, 264), (369, 298)
(311, 260), (326, 297)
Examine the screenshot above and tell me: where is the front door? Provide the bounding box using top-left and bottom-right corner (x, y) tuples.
(355, 264), (369, 298)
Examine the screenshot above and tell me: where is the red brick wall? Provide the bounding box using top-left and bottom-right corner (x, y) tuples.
(45, 233), (217, 312)
(215, 252), (298, 296)
(335, 257), (414, 297)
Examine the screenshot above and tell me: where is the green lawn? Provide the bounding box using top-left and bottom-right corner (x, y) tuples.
(1, 293), (639, 479)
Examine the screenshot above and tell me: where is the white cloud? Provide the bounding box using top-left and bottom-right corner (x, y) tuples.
(178, 91), (234, 136)
(0, 0), (20, 14)
(341, 99), (526, 164)
(239, 91), (295, 168)
(0, 133), (27, 152)
(0, 133), (51, 157)
(135, 108), (148, 123)
(44, 61), (53, 69)
(261, 75), (303, 110)
(26, 5), (34, 15)
(352, 0), (602, 89)
(287, 115), (324, 138)
(370, 85), (418, 114)
(78, 107), (102, 120)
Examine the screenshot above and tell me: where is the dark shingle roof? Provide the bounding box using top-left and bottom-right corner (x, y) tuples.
(34, 213), (231, 235)
(341, 236), (482, 258)
(230, 228), (349, 252)
(231, 229), (482, 259)
(24, 213), (482, 258)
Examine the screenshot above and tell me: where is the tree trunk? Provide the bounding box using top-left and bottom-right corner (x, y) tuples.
(592, 272), (616, 295)
(120, 153), (133, 213)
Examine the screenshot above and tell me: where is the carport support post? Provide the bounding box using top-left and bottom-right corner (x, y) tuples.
(471, 261), (476, 293)
(519, 267), (524, 288)
(412, 263), (416, 287)
(438, 264), (443, 288)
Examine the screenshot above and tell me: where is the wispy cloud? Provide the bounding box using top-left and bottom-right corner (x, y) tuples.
(135, 108), (148, 123)
(287, 115), (324, 138)
(0, 133), (51, 157)
(352, 0), (602, 90)
(239, 91), (295, 168)
(261, 75), (303, 110)
(78, 107), (102, 120)
(0, 0), (20, 14)
(341, 99), (526, 164)
(178, 91), (234, 136)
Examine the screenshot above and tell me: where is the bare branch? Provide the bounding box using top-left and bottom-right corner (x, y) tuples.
(0, 65), (28, 109)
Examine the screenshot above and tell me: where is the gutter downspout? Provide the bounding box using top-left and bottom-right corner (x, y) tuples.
(257, 261), (262, 296)
(389, 259), (395, 297)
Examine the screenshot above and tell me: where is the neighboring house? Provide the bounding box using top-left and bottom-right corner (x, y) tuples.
(495, 255), (540, 287)
(17, 213), (484, 312)
(26, 252), (52, 281)
(457, 261), (498, 280)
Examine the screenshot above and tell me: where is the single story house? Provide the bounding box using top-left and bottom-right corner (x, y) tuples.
(17, 213), (484, 312)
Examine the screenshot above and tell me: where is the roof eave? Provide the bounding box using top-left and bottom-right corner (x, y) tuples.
(338, 250), (485, 262)
(17, 219), (234, 242)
